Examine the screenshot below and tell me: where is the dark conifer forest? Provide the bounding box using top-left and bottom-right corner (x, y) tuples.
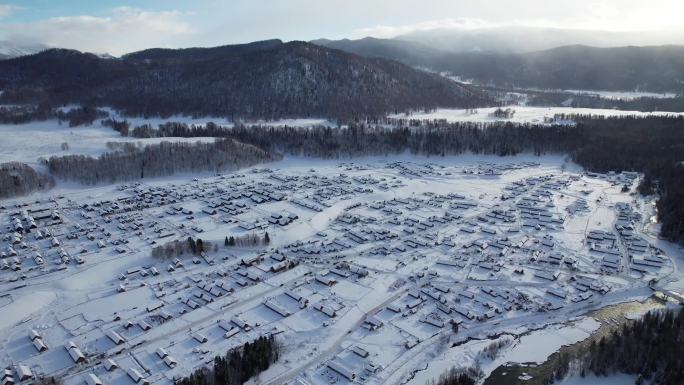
(0, 162), (55, 199)
(177, 336), (279, 385)
(580, 308), (683, 385)
(0, 41), (491, 120)
(431, 367), (479, 385)
(537, 308), (683, 385)
(46, 139), (279, 185)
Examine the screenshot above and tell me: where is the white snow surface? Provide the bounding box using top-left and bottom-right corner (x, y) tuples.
(501, 317), (601, 364)
(0, 114), (335, 167)
(0, 291), (57, 330)
(563, 89), (678, 100)
(391, 106), (684, 124)
(0, 120), (217, 167)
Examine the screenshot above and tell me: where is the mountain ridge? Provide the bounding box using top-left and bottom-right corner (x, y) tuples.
(0, 40), (48, 60)
(0, 40), (491, 119)
(312, 38), (684, 92)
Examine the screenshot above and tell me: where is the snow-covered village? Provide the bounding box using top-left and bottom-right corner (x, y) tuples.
(1, 155), (681, 385)
(2, 1), (684, 385)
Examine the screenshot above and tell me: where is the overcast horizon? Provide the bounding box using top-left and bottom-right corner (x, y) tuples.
(2, 0), (684, 55)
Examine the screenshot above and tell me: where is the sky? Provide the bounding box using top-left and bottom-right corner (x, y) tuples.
(1, 0), (684, 55)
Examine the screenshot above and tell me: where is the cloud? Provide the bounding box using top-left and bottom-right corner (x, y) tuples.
(350, 1), (684, 39)
(351, 16), (666, 40)
(0, 4), (20, 18)
(351, 18), (498, 38)
(2, 1), (684, 54)
(1, 7), (195, 55)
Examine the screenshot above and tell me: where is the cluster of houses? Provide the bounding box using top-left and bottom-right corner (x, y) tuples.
(2, 365), (33, 385)
(0, 162), (672, 385)
(1, 203), (74, 274)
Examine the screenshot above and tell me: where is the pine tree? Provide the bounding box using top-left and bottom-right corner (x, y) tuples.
(187, 237), (196, 254)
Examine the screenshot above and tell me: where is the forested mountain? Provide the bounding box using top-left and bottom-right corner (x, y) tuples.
(311, 37), (448, 68)
(313, 39), (684, 93)
(452, 45), (684, 92)
(123, 39), (284, 62)
(397, 27), (684, 54)
(0, 40), (491, 119)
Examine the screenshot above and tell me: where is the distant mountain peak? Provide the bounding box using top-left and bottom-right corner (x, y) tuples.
(122, 39), (284, 62)
(0, 40), (48, 60)
(313, 38), (684, 92)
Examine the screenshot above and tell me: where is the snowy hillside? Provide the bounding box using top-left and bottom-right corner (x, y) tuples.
(0, 41), (47, 59)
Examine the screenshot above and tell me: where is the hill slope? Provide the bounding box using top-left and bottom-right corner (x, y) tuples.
(441, 45), (684, 92)
(397, 27), (684, 54)
(314, 39), (684, 92)
(310, 37), (447, 66)
(0, 40), (490, 119)
(0, 41), (48, 60)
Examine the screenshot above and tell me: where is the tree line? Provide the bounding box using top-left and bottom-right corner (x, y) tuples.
(101, 117), (130, 136)
(0, 104), (54, 124)
(0, 104), (107, 126)
(430, 367), (480, 385)
(224, 232), (270, 247)
(152, 237), (215, 259)
(538, 308), (683, 385)
(131, 121), (235, 139)
(527, 90), (684, 113)
(129, 120), (580, 157)
(177, 335), (280, 385)
(0, 162), (55, 199)
(46, 138), (280, 185)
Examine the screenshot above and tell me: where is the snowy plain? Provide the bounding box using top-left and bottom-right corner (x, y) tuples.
(563, 89), (678, 100)
(0, 121), (216, 167)
(390, 106), (684, 124)
(0, 114), (333, 167)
